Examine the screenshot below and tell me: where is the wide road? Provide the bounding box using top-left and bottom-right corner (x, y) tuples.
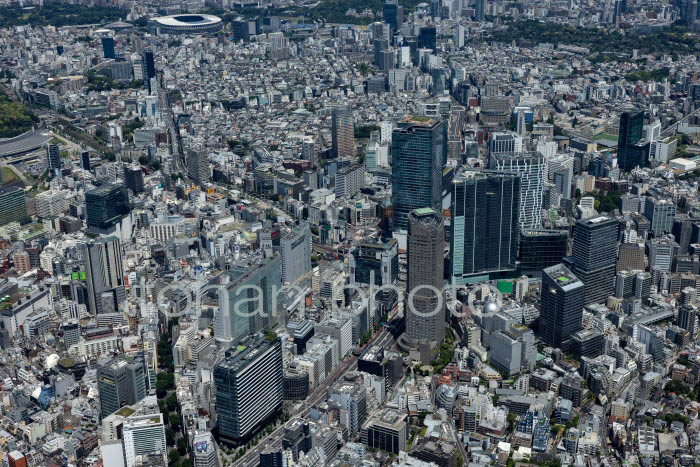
(231, 327), (395, 467)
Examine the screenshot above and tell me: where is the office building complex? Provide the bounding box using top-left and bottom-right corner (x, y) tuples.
(678, 304), (697, 337)
(216, 257), (282, 347)
(281, 225), (312, 284)
(122, 412), (167, 467)
(192, 431), (217, 467)
(617, 110), (648, 171)
(96, 356), (147, 418)
(85, 184), (131, 231)
(572, 216), (619, 305)
(391, 116), (446, 231)
(335, 164), (365, 198)
(644, 197), (676, 237)
(332, 108), (355, 159)
(214, 335), (284, 444)
(519, 230), (568, 276)
(570, 329), (604, 360)
(383, 0), (404, 32)
(490, 324), (536, 376)
(123, 165), (144, 194)
(489, 152), (544, 230)
(142, 49), (155, 93)
(46, 143), (61, 174)
(539, 264), (585, 351)
(350, 238), (399, 308)
(328, 381), (368, 438)
(405, 208), (445, 352)
(102, 37), (116, 59)
(450, 169), (520, 283)
(0, 186), (28, 226)
(83, 236), (125, 315)
(488, 132), (523, 159)
(361, 409), (408, 454)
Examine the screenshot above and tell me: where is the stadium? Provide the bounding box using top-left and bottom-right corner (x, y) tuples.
(151, 14), (223, 35)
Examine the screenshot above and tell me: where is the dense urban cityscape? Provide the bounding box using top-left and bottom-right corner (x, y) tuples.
(0, 0), (699, 466)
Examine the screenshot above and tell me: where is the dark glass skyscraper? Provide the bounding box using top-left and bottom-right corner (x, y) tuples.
(391, 117), (446, 231)
(539, 264), (584, 351)
(101, 37), (116, 59)
(142, 49), (156, 93)
(417, 26), (437, 51)
(450, 169), (520, 283)
(572, 216), (619, 305)
(97, 356), (147, 417)
(85, 184), (131, 231)
(383, 0), (404, 32)
(519, 230), (568, 276)
(617, 110), (646, 171)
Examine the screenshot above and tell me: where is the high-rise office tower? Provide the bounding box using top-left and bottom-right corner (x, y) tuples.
(678, 305), (697, 337)
(553, 166), (572, 199)
(453, 24), (465, 48)
(331, 108), (355, 159)
(350, 238), (399, 309)
(648, 236), (677, 272)
(216, 258), (282, 347)
(0, 186), (28, 227)
(539, 264), (584, 351)
(450, 169), (520, 283)
(81, 151), (91, 171)
(96, 356), (147, 418)
(102, 37), (116, 59)
(214, 335), (284, 444)
(634, 272), (652, 300)
(516, 109), (527, 137)
(617, 110), (647, 171)
(142, 49), (156, 94)
(46, 143), (61, 174)
(406, 208), (445, 349)
(475, 0), (487, 21)
(417, 26), (437, 51)
(489, 132), (523, 160)
(280, 224), (312, 284)
(673, 217), (693, 253)
(489, 151), (544, 230)
(85, 183), (131, 231)
(186, 150), (210, 184)
(83, 236), (125, 315)
(122, 412), (167, 467)
(328, 381), (368, 438)
(383, 0), (404, 32)
(123, 164), (144, 194)
(572, 216), (619, 305)
(192, 431), (217, 467)
(686, 0), (698, 27)
(644, 197), (676, 237)
(614, 270), (635, 299)
(519, 230), (568, 276)
(391, 116), (446, 231)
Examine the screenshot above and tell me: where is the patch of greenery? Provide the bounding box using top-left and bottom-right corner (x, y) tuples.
(354, 124), (379, 139)
(87, 71), (143, 92)
(228, 0), (424, 25)
(0, 90), (38, 138)
(625, 67), (670, 82)
(486, 20), (698, 58)
(0, 1), (128, 27)
(594, 190), (621, 213)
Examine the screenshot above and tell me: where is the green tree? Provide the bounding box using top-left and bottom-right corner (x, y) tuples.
(177, 437), (188, 455)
